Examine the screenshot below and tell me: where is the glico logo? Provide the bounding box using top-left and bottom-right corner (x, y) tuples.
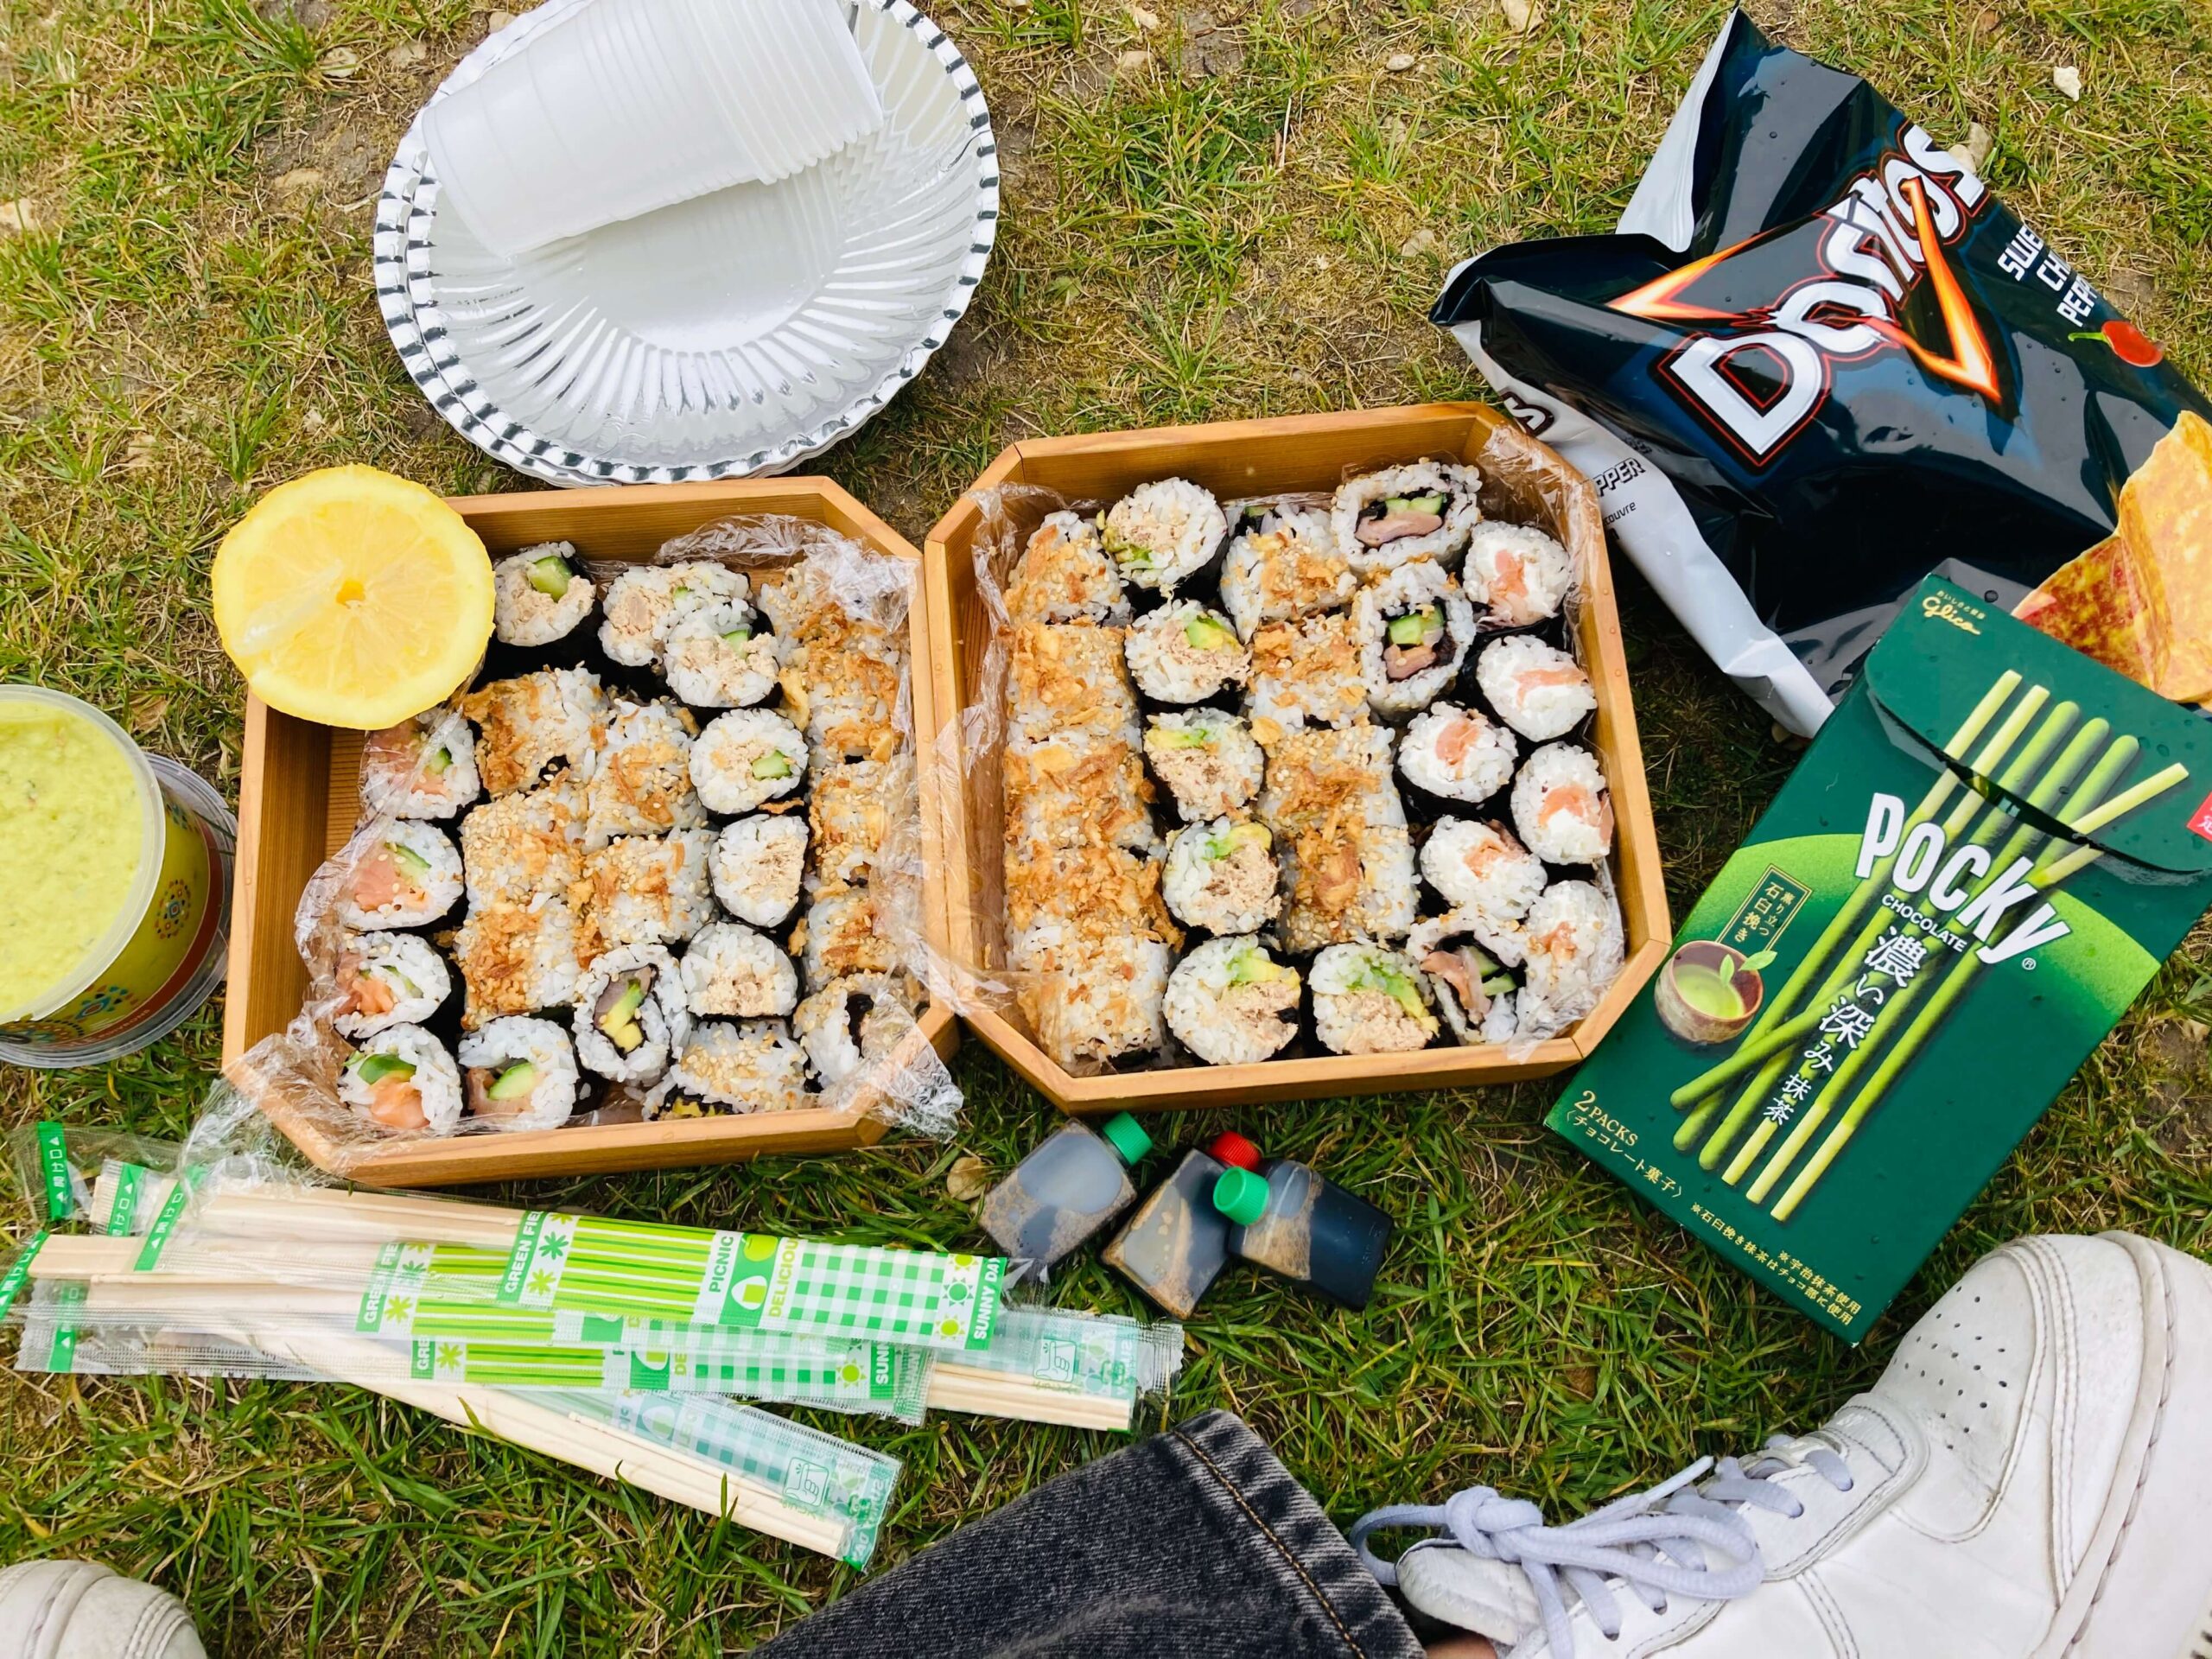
(1610, 123), (1997, 466)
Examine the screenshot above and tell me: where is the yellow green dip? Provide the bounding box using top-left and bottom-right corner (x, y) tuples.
(0, 701), (147, 1014)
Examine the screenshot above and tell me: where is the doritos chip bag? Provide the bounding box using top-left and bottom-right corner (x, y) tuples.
(1435, 10), (2212, 734)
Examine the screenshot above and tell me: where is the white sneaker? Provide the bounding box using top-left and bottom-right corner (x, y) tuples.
(1354, 1232), (2212, 1659)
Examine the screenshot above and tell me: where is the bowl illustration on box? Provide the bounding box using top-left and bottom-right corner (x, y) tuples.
(1655, 940), (1771, 1045)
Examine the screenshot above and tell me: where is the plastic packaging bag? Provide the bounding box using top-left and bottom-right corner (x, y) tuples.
(6, 1123), (179, 1230)
(1435, 10), (2212, 734)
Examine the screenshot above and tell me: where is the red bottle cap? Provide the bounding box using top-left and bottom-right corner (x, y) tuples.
(1209, 1131), (1262, 1171)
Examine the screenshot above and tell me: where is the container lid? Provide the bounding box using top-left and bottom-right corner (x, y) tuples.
(0, 686), (164, 1025)
(1212, 1166), (1269, 1225)
(1100, 1113), (1153, 1166)
(1208, 1131), (1262, 1172)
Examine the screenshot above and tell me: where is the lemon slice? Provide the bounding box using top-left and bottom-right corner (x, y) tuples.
(213, 466), (495, 729)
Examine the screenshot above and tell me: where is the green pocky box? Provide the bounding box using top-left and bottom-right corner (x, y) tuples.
(1552, 576), (2212, 1340)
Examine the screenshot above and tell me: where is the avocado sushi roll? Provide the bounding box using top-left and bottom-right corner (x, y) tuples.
(453, 897), (590, 1027)
(1408, 912), (1520, 1046)
(710, 815), (809, 927)
(585, 699), (707, 848)
(1101, 478), (1227, 594)
(662, 601), (782, 709)
(1420, 817), (1547, 921)
(359, 710), (481, 821)
(1462, 522), (1573, 626)
(1126, 601), (1249, 704)
(1332, 461), (1482, 575)
(792, 974), (915, 1087)
(340, 1026), (461, 1135)
(1399, 703), (1517, 806)
(338, 822), (463, 931)
(690, 709), (806, 814)
(1162, 818), (1281, 935)
(493, 543), (595, 648)
(1475, 634), (1595, 741)
(1311, 942), (1440, 1054)
(457, 1017), (579, 1131)
(1164, 937), (1301, 1065)
(584, 830), (717, 947)
(461, 668), (604, 798)
(648, 1020), (809, 1116)
(1221, 505), (1356, 639)
(331, 931), (451, 1040)
(1007, 512), (1129, 627)
(1511, 742), (1613, 865)
(1143, 709), (1264, 823)
(681, 921), (798, 1019)
(573, 944), (688, 1084)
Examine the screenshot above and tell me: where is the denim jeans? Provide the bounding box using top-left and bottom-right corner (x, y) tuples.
(760, 1411), (1422, 1658)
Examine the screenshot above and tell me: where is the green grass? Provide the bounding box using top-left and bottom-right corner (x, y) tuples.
(5, 0), (2212, 1650)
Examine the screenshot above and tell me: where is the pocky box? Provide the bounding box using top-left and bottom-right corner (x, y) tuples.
(1551, 576), (2212, 1340)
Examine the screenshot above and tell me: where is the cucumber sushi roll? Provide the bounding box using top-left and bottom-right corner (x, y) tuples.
(598, 563), (748, 667)
(586, 699), (707, 848)
(1511, 742), (1613, 865)
(809, 756), (905, 887)
(1165, 937), (1301, 1065)
(1011, 918), (1170, 1071)
(1102, 478), (1227, 595)
(1162, 818), (1281, 935)
(1516, 880), (1624, 1038)
(1221, 505), (1356, 639)
(1311, 943), (1440, 1054)
(1126, 601), (1249, 704)
(1245, 613), (1370, 732)
(359, 710), (481, 821)
(457, 1017), (579, 1131)
(1143, 709), (1264, 823)
(648, 1020), (809, 1117)
(711, 815), (809, 927)
(454, 898), (590, 1027)
(1474, 634), (1594, 741)
(793, 974), (915, 1086)
(1400, 704), (1517, 806)
(798, 888), (899, 992)
(1462, 522), (1573, 626)
(690, 709), (807, 814)
(461, 668), (603, 797)
(332, 931), (451, 1040)
(1007, 512), (1129, 627)
(662, 601), (782, 709)
(1420, 817), (1548, 921)
(1332, 461), (1482, 575)
(460, 774), (586, 908)
(584, 830), (717, 947)
(574, 944), (688, 1084)
(1408, 912), (1520, 1046)
(493, 543), (595, 647)
(681, 921), (798, 1019)
(339, 1026), (461, 1135)
(1008, 623), (1141, 748)
(339, 822), (463, 930)
(1357, 560), (1478, 720)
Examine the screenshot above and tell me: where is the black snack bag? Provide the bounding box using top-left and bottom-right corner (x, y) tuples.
(1434, 10), (2209, 734)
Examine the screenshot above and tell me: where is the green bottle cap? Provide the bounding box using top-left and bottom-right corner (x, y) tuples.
(1212, 1165), (1269, 1225)
(1099, 1113), (1153, 1166)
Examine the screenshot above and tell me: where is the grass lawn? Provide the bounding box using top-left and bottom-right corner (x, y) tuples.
(4, 0), (2211, 1650)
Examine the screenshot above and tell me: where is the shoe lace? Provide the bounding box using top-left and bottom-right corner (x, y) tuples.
(1349, 1437), (1855, 1658)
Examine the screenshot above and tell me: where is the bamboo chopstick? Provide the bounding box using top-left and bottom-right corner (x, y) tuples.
(922, 1363), (1135, 1431)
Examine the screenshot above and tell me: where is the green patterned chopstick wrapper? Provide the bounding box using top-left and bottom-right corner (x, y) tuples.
(952, 1306), (1184, 1404)
(495, 1213), (1005, 1351)
(401, 1334), (930, 1419)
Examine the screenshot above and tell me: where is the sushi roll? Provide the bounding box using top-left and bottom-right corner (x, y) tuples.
(810, 756), (906, 887)
(793, 975), (917, 1087)
(1011, 918), (1171, 1071)
(1004, 737), (1161, 859)
(1420, 817), (1548, 921)
(586, 699), (707, 848)
(1142, 709), (1264, 823)
(1245, 613), (1370, 733)
(1399, 703), (1517, 806)
(1516, 880), (1625, 1037)
(1475, 635), (1595, 741)
(339, 1026), (461, 1135)
(1125, 601), (1249, 704)
(598, 563), (748, 667)
(681, 921), (799, 1019)
(461, 668), (603, 797)
(1331, 461), (1482, 575)
(1408, 912), (1520, 1046)
(453, 898), (590, 1027)
(690, 709), (807, 814)
(786, 634), (903, 762)
(339, 823), (463, 931)
(1100, 478), (1227, 594)
(459, 773), (585, 907)
(1462, 522), (1573, 626)
(493, 543), (595, 647)
(662, 601), (782, 709)
(331, 932), (451, 1040)
(1276, 821), (1419, 952)
(1007, 512), (1129, 626)
(585, 830), (717, 947)
(1310, 943), (1440, 1054)
(1007, 623), (1141, 747)
(1162, 818), (1281, 935)
(456, 1017), (579, 1132)
(574, 944), (688, 1084)
(1258, 725), (1407, 832)
(1356, 560), (1478, 720)
(797, 888), (899, 992)
(1164, 937), (1301, 1065)
(359, 710), (481, 821)
(649, 1020), (809, 1116)
(1511, 743), (1613, 865)
(711, 815), (809, 927)
(1220, 505), (1356, 639)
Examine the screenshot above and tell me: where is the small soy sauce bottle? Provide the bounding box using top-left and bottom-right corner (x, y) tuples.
(1103, 1131), (1263, 1318)
(979, 1114), (1154, 1279)
(1211, 1139), (1394, 1309)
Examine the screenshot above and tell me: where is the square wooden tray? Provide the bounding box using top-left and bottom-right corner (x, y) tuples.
(918, 403), (1670, 1111)
(224, 479), (957, 1185)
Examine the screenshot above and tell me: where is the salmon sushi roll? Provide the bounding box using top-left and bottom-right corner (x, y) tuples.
(1511, 743), (1613, 865)
(340, 1026), (461, 1135)
(1399, 703), (1517, 805)
(456, 1017), (579, 1132)
(359, 710), (481, 821)
(1331, 461), (1482, 575)
(338, 823), (463, 931)
(1475, 635), (1595, 741)
(1463, 523), (1573, 626)
(331, 932), (450, 1040)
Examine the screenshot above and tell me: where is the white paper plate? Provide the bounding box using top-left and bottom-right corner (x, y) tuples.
(377, 0), (998, 486)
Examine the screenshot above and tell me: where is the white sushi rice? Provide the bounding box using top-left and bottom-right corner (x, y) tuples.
(1162, 818), (1281, 935)
(1221, 505), (1356, 639)
(460, 773), (585, 907)
(493, 543), (595, 647)
(1142, 709), (1265, 823)
(1462, 522), (1574, 625)
(359, 710), (481, 821)
(1420, 817), (1548, 918)
(650, 1020), (809, 1115)
(456, 1017), (579, 1132)
(461, 667), (603, 797)
(338, 822), (462, 931)
(1011, 918), (1171, 1071)
(452, 898), (591, 1027)
(332, 931), (450, 1039)
(1476, 634), (1595, 741)
(690, 709), (807, 814)
(1310, 942), (1440, 1054)
(1007, 512), (1130, 626)
(572, 944), (688, 1084)
(585, 830), (718, 947)
(663, 601), (783, 709)
(1511, 742), (1613, 865)
(1517, 880), (1625, 1038)
(599, 563), (749, 667)
(585, 699), (707, 849)
(681, 921), (798, 1019)
(1331, 461), (1483, 575)
(339, 1025), (461, 1135)
(1101, 478), (1227, 594)
(1400, 703), (1517, 804)
(793, 975), (914, 1087)
(1126, 601), (1249, 703)
(711, 816), (809, 926)
(1164, 936), (1301, 1065)
(1356, 559), (1478, 719)
(798, 888), (899, 992)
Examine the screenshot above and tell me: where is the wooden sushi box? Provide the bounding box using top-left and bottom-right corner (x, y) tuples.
(225, 480), (959, 1185)
(919, 403), (1670, 1112)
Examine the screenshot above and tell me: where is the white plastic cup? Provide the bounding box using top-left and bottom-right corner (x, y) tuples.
(423, 0), (884, 261)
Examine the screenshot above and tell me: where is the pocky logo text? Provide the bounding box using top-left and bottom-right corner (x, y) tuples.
(1854, 792), (2069, 966)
